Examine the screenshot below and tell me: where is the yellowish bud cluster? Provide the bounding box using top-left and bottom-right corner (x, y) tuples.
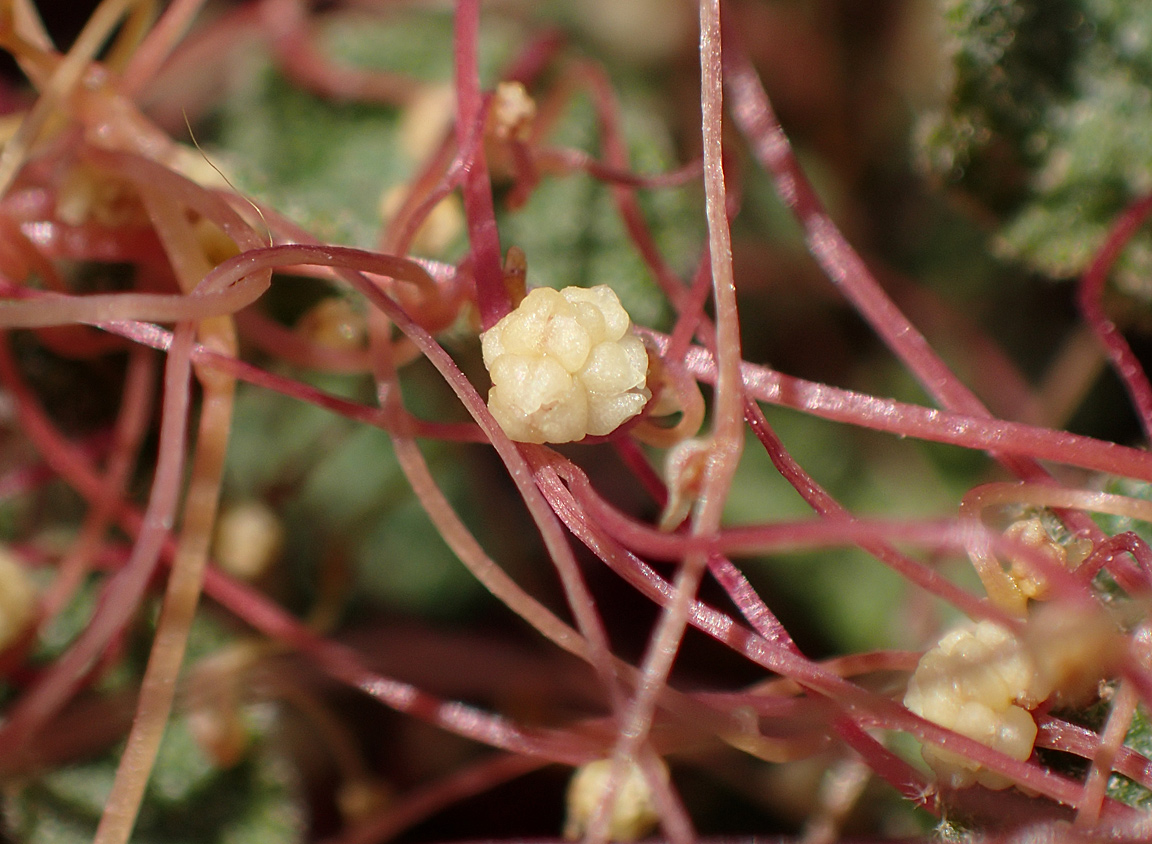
(481, 286), (650, 443)
(564, 758), (662, 842)
(212, 500), (284, 581)
(0, 546), (35, 651)
(904, 620), (1052, 790)
(1003, 517), (1086, 602)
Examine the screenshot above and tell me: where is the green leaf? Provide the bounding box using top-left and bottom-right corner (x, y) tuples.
(721, 412), (937, 653)
(1107, 702), (1152, 809)
(356, 482), (484, 617)
(227, 374), (485, 618)
(213, 65), (407, 248)
(4, 715), (303, 844)
(918, 0), (1083, 208)
(224, 375), (370, 498)
(210, 10), (521, 248)
(920, 0), (1152, 298)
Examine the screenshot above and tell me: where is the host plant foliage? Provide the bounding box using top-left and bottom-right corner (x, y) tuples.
(922, 0), (1152, 298)
(3, 1), (1152, 843)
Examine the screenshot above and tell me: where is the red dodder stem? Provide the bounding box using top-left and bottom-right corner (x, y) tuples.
(122, 0), (208, 97)
(666, 336), (1152, 483)
(591, 7), (744, 842)
(40, 347), (156, 619)
(720, 30), (1063, 489)
(1078, 193), (1152, 445)
(0, 325), (195, 762)
(1077, 682), (1139, 828)
(454, 0), (508, 329)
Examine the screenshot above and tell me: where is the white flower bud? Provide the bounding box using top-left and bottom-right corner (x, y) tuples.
(0, 545), (35, 651)
(213, 500), (284, 581)
(481, 286), (651, 443)
(564, 758), (662, 842)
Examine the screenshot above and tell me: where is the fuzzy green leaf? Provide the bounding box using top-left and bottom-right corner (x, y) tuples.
(210, 10), (519, 248)
(4, 716), (303, 844)
(921, 0), (1152, 298)
(1107, 703), (1152, 809)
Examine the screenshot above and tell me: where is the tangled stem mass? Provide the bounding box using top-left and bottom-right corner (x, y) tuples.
(2, 2), (1152, 843)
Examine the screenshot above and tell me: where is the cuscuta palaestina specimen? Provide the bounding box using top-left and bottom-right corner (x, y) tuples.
(4, 1), (1152, 842)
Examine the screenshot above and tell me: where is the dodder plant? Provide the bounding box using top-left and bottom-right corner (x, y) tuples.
(2, 1), (1152, 842)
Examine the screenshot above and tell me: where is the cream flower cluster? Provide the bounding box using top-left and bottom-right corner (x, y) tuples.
(903, 620), (1051, 790)
(563, 759), (661, 842)
(0, 546), (35, 651)
(481, 285), (650, 444)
